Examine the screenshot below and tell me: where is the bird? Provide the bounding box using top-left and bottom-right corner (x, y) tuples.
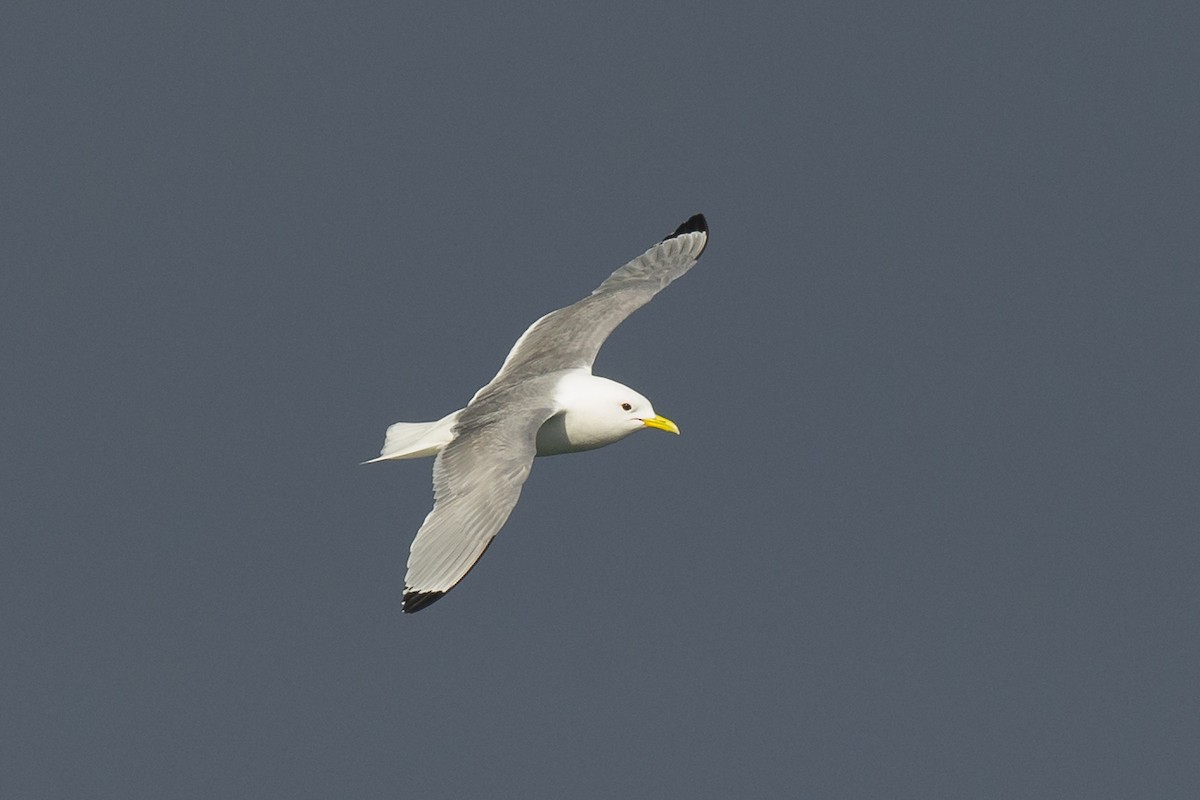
(368, 214), (709, 612)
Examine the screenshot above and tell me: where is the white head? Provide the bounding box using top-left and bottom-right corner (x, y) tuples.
(536, 373), (680, 456)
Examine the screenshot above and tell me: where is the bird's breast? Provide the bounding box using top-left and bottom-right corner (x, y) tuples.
(534, 411), (629, 457)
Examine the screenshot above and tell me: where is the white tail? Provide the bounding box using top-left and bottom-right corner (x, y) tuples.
(364, 409), (463, 463)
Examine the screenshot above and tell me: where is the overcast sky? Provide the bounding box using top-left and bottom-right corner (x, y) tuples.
(4, 2), (1198, 798)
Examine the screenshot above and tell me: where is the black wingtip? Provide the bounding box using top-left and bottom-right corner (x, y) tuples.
(403, 590), (446, 613)
(662, 213), (707, 242)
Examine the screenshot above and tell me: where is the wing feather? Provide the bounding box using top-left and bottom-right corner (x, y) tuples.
(402, 390), (557, 612)
(481, 214), (708, 389)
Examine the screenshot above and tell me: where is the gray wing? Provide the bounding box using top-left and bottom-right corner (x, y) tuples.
(402, 388), (557, 613)
(481, 214), (708, 388)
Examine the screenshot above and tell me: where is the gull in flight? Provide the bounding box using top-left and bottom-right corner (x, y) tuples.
(368, 214), (709, 612)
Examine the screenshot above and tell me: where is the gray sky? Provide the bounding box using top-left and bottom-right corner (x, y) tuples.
(4, 2), (1198, 798)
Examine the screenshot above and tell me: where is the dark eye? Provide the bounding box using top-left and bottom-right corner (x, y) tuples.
(621, 402), (632, 411)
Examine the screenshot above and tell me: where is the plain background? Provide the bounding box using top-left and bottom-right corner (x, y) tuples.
(4, 2), (1198, 798)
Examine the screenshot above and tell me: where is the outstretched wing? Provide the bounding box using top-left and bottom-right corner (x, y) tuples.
(402, 390), (556, 612)
(479, 214), (708, 390)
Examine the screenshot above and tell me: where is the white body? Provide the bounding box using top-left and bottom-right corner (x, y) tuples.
(367, 372), (658, 462)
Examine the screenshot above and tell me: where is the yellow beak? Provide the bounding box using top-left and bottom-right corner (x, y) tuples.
(641, 415), (680, 435)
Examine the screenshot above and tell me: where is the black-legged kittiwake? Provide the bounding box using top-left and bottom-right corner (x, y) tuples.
(368, 214), (709, 612)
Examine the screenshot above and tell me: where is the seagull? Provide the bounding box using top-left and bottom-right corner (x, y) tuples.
(369, 214), (709, 612)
